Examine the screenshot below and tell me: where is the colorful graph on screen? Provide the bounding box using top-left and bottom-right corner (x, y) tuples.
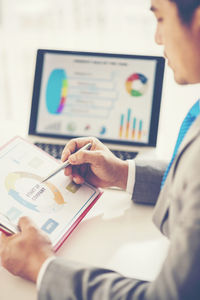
(46, 69), (68, 114)
(125, 73), (148, 97)
(119, 108), (143, 141)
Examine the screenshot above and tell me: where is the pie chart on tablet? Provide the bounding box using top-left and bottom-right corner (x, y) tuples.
(5, 172), (65, 213)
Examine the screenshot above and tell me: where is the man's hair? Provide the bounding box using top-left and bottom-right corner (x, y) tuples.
(170, 0), (200, 23)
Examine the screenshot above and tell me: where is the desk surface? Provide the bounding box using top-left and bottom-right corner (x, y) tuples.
(0, 120), (169, 300)
(0, 189), (169, 300)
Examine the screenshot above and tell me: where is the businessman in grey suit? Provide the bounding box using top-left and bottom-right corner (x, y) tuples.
(1, 0), (200, 299)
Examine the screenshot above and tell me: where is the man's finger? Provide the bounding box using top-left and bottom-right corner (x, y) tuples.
(61, 137), (95, 162)
(68, 149), (102, 166)
(72, 174), (85, 185)
(0, 231), (10, 243)
(18, 216), (38, 232)
(0, 232), (13, 254)
(64, 164), (73, 176)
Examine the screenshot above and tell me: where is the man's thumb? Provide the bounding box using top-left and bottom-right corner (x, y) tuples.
(68, 150), (100, 165)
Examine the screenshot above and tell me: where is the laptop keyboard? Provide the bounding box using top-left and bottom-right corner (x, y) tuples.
(34, 143), (138, 161)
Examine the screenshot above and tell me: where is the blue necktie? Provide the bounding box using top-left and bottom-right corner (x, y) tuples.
(161, 99), (200, 188)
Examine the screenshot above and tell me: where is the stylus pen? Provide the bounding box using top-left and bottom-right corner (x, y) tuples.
(41, 142), (92, 183)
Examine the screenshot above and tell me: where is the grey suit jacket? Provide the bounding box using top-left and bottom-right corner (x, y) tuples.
(38, 116), (200, 300)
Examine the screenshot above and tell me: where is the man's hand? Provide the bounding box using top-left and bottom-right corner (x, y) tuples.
(0, 217), (54, 283)
(61, 137), (129, 190)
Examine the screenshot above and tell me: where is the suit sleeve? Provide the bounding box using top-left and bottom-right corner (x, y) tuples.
(38, 205), (200, 300)
(38, 156), (200, 300)
(132, 159), (168, 205)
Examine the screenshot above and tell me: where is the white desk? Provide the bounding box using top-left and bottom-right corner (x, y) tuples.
(0, 120), (169, 300)
(0, 190), (169, 300)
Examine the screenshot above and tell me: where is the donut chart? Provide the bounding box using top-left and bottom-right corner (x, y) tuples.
(5, 172), (65, 212)
(126, 73), (148, 97)
(46, 69), (68, 114)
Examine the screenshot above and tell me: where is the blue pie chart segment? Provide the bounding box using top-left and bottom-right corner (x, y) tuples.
(46, 69), (68, 114)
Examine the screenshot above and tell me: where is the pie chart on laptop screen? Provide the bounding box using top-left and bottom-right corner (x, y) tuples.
(125, 73), (148, 97)
(46, 69), (68, 114)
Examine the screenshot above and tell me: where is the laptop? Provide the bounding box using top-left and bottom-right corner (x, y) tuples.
(28, 49), (165, 161)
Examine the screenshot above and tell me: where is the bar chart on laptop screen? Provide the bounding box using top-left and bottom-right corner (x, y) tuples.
(36, 53), (157, 144)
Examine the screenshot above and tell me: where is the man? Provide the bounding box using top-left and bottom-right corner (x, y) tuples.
(1, 0), (200, 299)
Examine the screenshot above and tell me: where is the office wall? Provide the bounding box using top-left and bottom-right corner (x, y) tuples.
(0, 0), (199, 158)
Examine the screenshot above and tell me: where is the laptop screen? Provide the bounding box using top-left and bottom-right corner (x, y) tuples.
(29, 49), (165, 147)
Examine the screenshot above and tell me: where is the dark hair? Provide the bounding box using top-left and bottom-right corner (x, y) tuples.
(170, 0), (200, 23)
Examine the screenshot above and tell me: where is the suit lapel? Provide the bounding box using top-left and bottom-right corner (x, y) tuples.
(153, 115), (200, 231)
(175, 114), (200, 157)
